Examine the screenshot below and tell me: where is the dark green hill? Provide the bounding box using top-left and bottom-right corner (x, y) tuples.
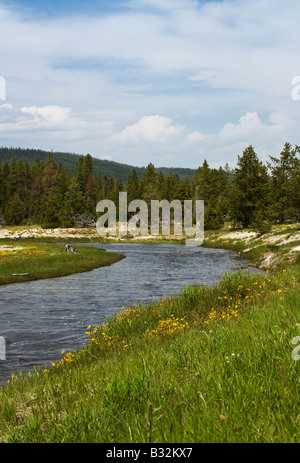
(0, 147), (195, 182)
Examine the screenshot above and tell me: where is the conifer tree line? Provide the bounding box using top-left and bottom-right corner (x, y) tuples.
(0, 142), (299, 231)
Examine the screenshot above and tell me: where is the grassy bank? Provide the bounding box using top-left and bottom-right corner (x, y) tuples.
(0, 242), (125, 285)
(0, 251), (299, 442)
(203, 224), (300, 269)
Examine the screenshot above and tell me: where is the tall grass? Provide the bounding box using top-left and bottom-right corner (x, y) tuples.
(0, 262), (299, 442)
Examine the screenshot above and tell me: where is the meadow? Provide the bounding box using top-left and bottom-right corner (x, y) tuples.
(0, 241), (125, 285)
(0, 243), (299, 443)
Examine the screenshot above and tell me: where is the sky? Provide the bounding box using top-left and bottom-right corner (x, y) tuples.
(0, 0), (300, 169)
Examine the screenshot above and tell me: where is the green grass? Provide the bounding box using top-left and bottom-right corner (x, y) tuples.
(0, 242), (125, 285)
(0, 260), (300, 442)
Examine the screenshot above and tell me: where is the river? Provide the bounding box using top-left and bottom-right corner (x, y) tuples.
(0, 243), (262, 384)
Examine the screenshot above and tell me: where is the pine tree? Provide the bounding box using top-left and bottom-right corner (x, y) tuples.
(204, 200), (224, 230)
(40, 154), (62, 228)
(156, 171), (167, 200)
(193, 160), (213, 201)
(29, 158), (44, 222)
(84, 153), (94, 180)
(126, 168), (140, 203)
(228, 145), (272, 228)
(41, 196), (61, 228)
(268, 142), (300, 223)
(43, 153), (60, 196)
(0, 162), (10, 215)
(140, 163), (157, 205)
(4, 192), (25, 225)
(165, 173), (180, 201)
(84, 173), (96, 216)
(75, 156), (86, 194)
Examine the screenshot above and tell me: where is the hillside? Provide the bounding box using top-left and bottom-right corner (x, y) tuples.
(0, 147), (195, 182)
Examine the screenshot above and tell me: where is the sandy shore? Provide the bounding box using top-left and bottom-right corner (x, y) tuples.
(0, 226), (185, 241)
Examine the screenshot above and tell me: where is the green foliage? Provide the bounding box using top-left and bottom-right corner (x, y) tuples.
(268, 142), (300, 222)
(204, 201), (224, 230)
(0, 142), (299, 230)
(0, 147), (195, 182)
(228, 145), (272, 228)
(4, 192), (25, 225)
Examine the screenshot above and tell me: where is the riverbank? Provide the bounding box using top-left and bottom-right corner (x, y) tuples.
(0, 242), (125, 285)
(203, 224), (300, 270)
(1, 223), (300, 269)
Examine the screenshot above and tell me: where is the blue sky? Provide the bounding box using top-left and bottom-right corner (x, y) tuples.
(4, 0), (129, 18)
(0, 0), (299, 168)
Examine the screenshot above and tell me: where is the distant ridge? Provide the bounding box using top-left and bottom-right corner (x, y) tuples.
(0, 147), (195, 182)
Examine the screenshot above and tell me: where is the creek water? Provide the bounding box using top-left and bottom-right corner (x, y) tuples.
(0, 243), (262, 383)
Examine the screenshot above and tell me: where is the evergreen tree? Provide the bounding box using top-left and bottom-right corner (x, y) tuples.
(94, 171), (104, 203)
(84, 153), (94, 180)
(43, 153), (60, 196)
(140, 163), (157, 205)
(9, 155), (25, 199)
(204, 200), (224, 230)
(75, 154), (93, 196)
(4, 192), (25, 225)
(165, 173), (179, 202)
(228, 145), (272, 228)
(126, 168), (140, 203)
(75, 156), (86, 194)
(41, 196), (61, 228)
(0, 162), (10, 215)
(193, 160), (214, 201)
(40, 154), (62, 228)
(60, 176), (86, 226)
(84, 173), (96, 216)
(29, 158), (44, 222)
(268, 142), (300, 222)
(156, 171), (167, 200)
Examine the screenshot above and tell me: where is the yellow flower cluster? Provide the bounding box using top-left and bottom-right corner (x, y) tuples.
(147, 314), (189, 337)
(85, 324), (127, 349)
(203, 307), (239, 325)
(0, 246), (38, 256)
(115, 306), (140, 320)
(43, 350), (77, 372)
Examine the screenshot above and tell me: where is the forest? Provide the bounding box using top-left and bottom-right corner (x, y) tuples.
(0, 142), (299, 232)
(0, 147), (194, 183)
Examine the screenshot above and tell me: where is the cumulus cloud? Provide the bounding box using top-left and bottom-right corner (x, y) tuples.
(111, 115), (185, 144)
(0, 104), (87, 132)
(20, 105), (76, 127)
(219, 112), (267, 140)
(187, 131), (206, 143)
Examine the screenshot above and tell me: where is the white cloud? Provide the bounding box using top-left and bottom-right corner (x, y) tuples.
(20, 105), (75, 127)
(219, 112), (267, 140)
(187, 131), (205, 143)
(112, 115), (185, 144)
(0, 103), (13, 110)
